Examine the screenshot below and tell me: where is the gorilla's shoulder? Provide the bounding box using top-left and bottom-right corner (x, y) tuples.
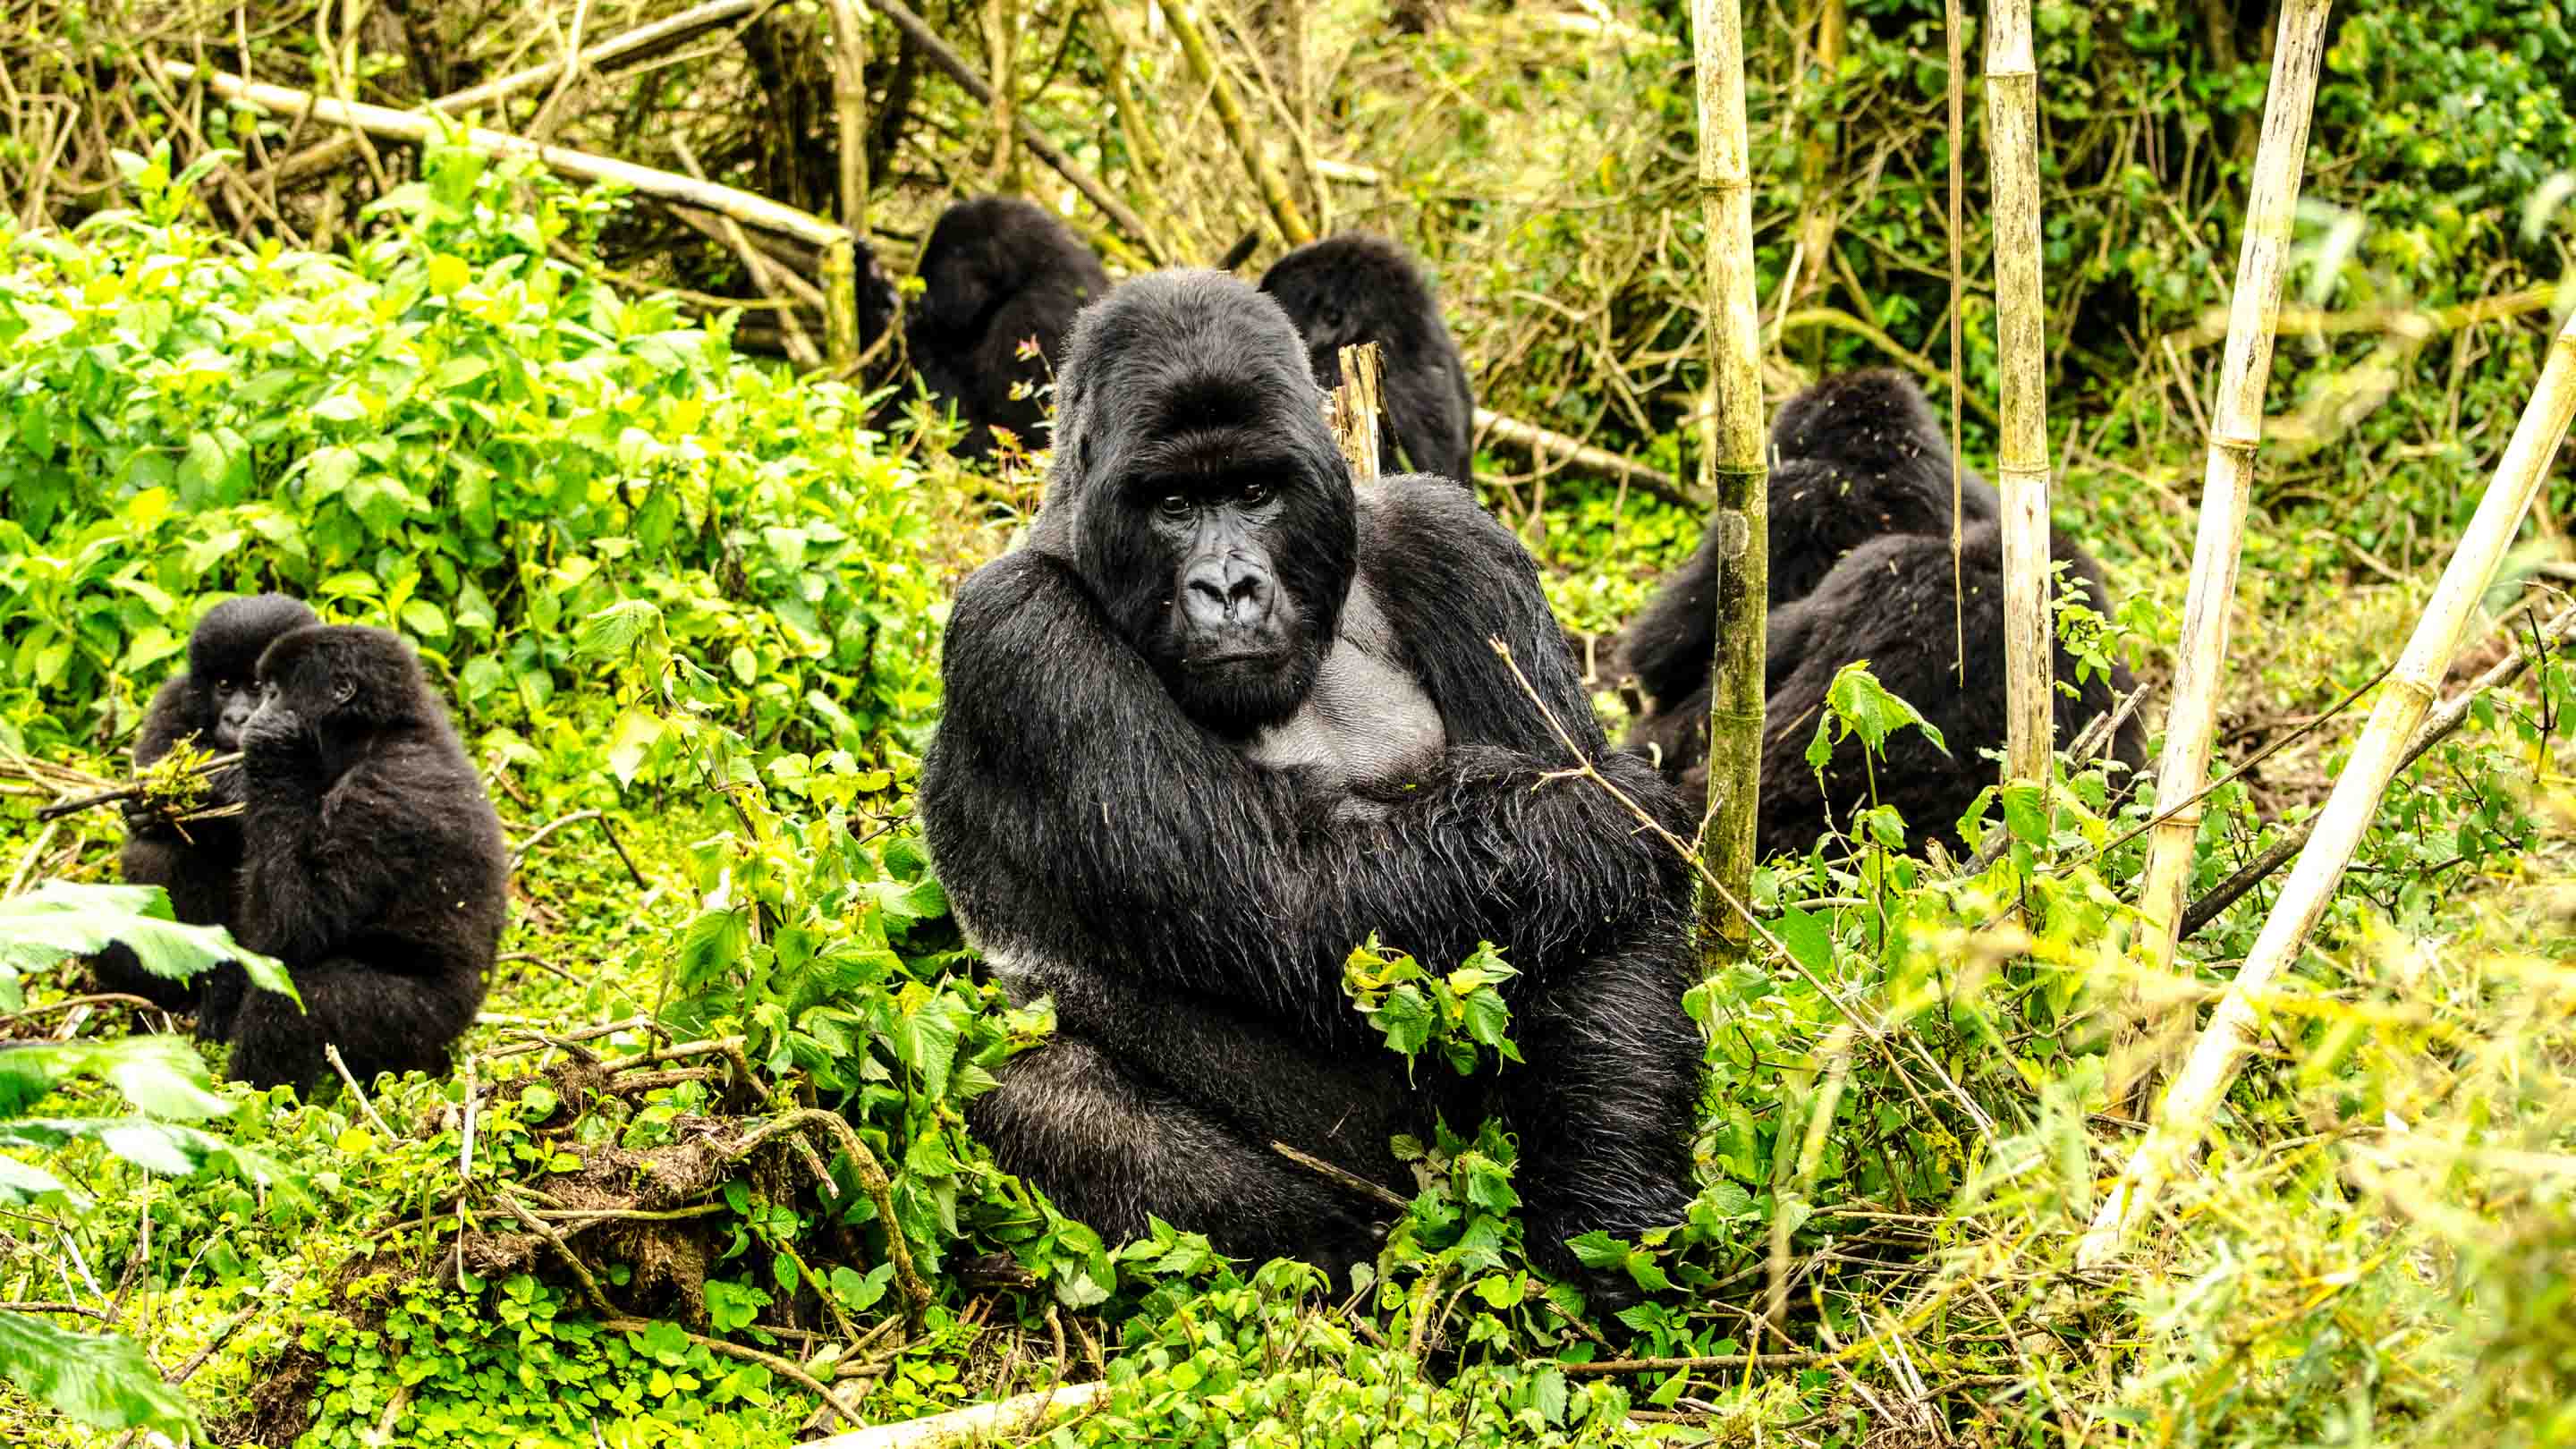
(1357, 474), (1530, 577)
(952, 548), (1073, 622)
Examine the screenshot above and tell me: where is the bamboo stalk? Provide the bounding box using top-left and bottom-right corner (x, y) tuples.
(168, 63), (849, 248)
(2078, 306), (2576, 1270)
(1165, 0), (1316, 246)
(826, 0), (871, 238)
(1688, 0), (1768, 967)
(248, 0), (767, 188)
(1945, 0), (1966, 680)
(1984, 0), (2055, 791)
(2129, 1), (2337, 1055)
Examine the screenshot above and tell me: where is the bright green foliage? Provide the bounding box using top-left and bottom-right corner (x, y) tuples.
(0, 879), (292, 1440)
(1343, 936), (1522, 1079)
(0, 140), (942, 759)
(0, 878), (292, 1009)
(1070, 1255), (1651, 1447)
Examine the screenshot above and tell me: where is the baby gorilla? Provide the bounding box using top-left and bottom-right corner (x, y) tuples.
(214, 626), (508, 1091)
(1257, 234), (1476, 485)
(92, 594), (318, 1014)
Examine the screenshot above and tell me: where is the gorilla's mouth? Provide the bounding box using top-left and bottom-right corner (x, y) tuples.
(1184, 648), (1285, 670)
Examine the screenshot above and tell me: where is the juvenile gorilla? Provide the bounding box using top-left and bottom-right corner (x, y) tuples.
(92, 594), (319, 1013)
(1749, 520), (2148, 859)
(216, 626), (508, 1091)
(1619, 370), (2144, 856)
(1258, 234), (1476, 485)
(920, 273), (1702, 1281)
(901, 197), (1111, 459)
(1619, 369), (2001, 715)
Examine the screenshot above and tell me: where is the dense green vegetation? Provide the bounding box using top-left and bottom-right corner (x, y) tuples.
(2, 1), (2572, 1445)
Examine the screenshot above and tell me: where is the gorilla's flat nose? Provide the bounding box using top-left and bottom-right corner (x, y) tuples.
(1182, 555), (1272, 633)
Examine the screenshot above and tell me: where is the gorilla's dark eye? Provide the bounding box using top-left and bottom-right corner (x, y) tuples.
(1156, 494), (1191, 520)
(1239, 481), (1270, 505)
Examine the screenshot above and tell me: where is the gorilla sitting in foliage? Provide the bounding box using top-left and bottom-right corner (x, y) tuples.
(213, 625), (508, 1090)
(1748, 520), (2148, 859)
(92, 594), (319, 1013)
(920, 272), (1703, 1284)
(1258, 234), (1476, 485)
(1620, 370), (2143, 856)
(898, 196), (1111, 459)
(1619, 370), (2001, 716)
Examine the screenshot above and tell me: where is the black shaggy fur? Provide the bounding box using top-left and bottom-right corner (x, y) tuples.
(902, 197), (1111, 458)
(216, 626), (508, 1091)
(92, 594), (319, 1012)
(1621, 375), (2148, 855)
(920, 272), (1703, 1285)
(1619, 369), (2002, 712)
(1741, 521), (2147, 858)
(1258, 234), (1476, 485)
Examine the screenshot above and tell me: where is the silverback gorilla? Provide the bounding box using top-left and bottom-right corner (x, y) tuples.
(919, 273), (1702, 1284)
(1620, 370), (2145, 857)
(1258, 234), (1476, 485)
(93, 594), (319, 1013)
(212, 626), (508, 1090)
(902, 197), (1111, 459)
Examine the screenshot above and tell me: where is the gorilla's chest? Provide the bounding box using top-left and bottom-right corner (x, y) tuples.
(1240, 583), (1445, 796)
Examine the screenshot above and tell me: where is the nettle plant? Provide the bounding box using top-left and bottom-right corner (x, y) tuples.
(0, 139), (941, 761)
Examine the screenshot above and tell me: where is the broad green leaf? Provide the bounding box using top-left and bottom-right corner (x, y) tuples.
(1823, 661), (1946, 755)
(577, 599), (662, 659)
(0, 882), (293, 1005)
(0, 1309), (199, 1436)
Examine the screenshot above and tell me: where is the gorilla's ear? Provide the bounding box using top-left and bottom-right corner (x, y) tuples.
(333, 675), (359, 707)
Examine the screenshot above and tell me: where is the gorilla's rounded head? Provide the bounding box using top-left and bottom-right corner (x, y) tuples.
(1034, 271), (1359, 738)
(250, 625), (436, 743)
(1767, 368), (1947, 474)
(914, 198), (1084, 337)
(188, 594), (320, 750)
(1256, 234), (1442, 365)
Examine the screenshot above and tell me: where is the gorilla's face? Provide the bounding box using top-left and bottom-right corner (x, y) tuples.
(205, 674), (259, 750)
(1041, 273), (1360, 739)
(184, 594), (321, 750)
(1127, 465), (1324, 734)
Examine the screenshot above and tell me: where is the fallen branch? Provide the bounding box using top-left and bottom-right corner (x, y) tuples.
(866, 0), (1159, 258)
(1472, 408), (1709, 510)
(2164, 284), (2562, 351)
(796, 1381), (1102, 1449)
(30, 752), (239, 822)
(247, 0), (775, 188)
(1269, 1140), (1409, 1212)
(163, 63), (848, 248)
(2179, 601), (2576, 938)
(1557, 1351), (1820, 1377)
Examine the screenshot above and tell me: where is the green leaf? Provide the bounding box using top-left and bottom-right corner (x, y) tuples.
(1775, 904), (1832, 979)
(575, 599), (663, 660)
(0, 1309), (200, 1436)
(1368, 983), (1436, 1061)
(0, 883), (292, 1006)
(1823, 661), (1946, 755)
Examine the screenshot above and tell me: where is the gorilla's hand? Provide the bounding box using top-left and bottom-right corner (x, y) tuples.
(236, 700), (306, 766)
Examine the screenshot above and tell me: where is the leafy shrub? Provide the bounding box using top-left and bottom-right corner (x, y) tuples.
(0, 141), (943, 762)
